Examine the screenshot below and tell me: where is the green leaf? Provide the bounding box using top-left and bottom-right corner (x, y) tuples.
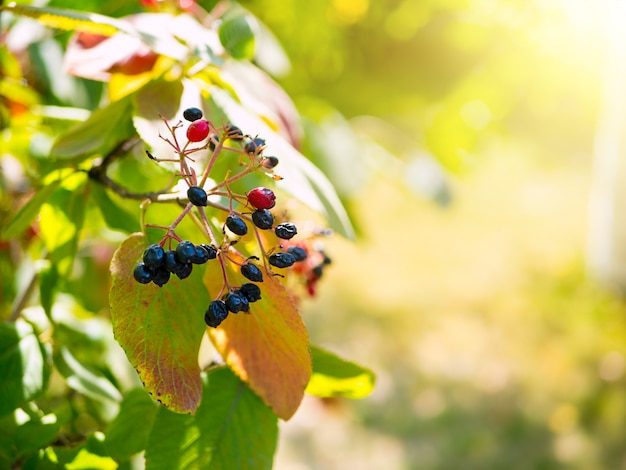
(208, 87), (355, 239)
(65, 448), (117, 470)
(50, 95), (135, 160)
(0, 320), (51, 416)
(14, 412), (60, 457)
(109, 233), (210, 413)
(306, 346), (376, 399)
(55, 347), (122, 404)
(0, 180), (61, 240)
(205, 260), (311, 420)
(39, 174), (89, 278)
(145, 367), (278, 470)
(105, 388), (158, 461)
(91, 184), (141, 234)
(218, 16), (257, 60)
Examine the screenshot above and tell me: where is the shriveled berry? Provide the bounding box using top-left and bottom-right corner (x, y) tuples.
(240, 283), (261, 302)
(187, 185), (208, 206)
(223, 291), (244, 313)
(261, 156), (279, 169)
(191, 244), (211, 264)
(287, 246), (307, 262)
(143, 244), (165, 270)
(268, 252), (296, 268)
(186, 119), (210, 142)
(275, 222), (297, 240)
(224, 123), (244, 140)
(175, 262), (193, 280)
(176, 240), (196, 263)
(236, 290), (250, 312)
(152, 267), (171, 287)
(183, 107), (203, 122)
(133, 263), (153, 284)
(164, 249), (182, 273)
(205, 300), (228, 328)
(225, 215), (248, 236)
(200, 244), (217, 259)
(244, 136), (266, 154)
(251, 209), (274, 230)
(247, 187), (276, 210)
(241, 262), (263, 282)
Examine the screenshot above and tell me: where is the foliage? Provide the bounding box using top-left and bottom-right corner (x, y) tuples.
(0, 1), (376, 468)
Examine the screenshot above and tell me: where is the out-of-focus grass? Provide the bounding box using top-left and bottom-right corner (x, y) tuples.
(276, 150), (626, 469)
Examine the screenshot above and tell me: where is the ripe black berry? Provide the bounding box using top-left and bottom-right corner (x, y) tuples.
(133, 263), (153, 284)
(274, 223), (297, 240)
(261, 156), (279, 169)
(176, 240), (196, 264)
(183, 107), (203, 122)
(200, 244), (217, 259)
(187, 186), (208, 206)
(143, 244), (165, 270)
(164, 250), (182, 273)
(241, 262), (263, 282)
(287, 246), (307, 262)
(268, 252), (296, 268)
(191, 244), (212, 264)
(175, 262), (193, 280)
(244, 137), (266, 154)
(240, 283), (261, 302)
(225, 215), (248, 236)
(251, 209), (273, 230)
(152, 267), (171, 287)
(223, 291), (244, 313)
(205, 300), (228, 328)
(224, 123), (244, 140)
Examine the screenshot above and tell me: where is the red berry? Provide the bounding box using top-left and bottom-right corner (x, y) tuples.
(186, 120), (210, 142)
(247, 187), (276, 209)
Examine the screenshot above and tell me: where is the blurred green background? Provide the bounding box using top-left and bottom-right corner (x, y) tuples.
(240, 1), (626, 468)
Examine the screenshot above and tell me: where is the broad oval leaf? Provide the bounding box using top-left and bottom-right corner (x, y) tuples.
(307, 345), (376, 399)
(218, 16), (256, 60)
(109, 233), (210, 413)
(145, 367), (277, 470)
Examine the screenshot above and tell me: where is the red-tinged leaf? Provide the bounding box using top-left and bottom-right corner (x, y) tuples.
(204, 261), (311, 420)
(109, 233), (210, 414)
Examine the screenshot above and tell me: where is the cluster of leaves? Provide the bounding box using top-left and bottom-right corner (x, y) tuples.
(0, 1), (374, 468)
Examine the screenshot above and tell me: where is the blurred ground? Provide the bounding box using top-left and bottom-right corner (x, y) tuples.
(275, 150), (626, 469)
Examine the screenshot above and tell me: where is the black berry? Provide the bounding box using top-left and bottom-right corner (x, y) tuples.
(268, 252), (296, 268)
(252, 209), (273, 230)
(240, 283), (261, 302)
(164, 249), (183, 273)
(183, 107), (203, 122)
(224, 123), (244, 140)
(176, 240), (196, 263)
(261, 156), (279, 169)
(191, 245), (211, 264)
(287, 246), (307, 262)
(200, 244), (217, 259)
(225, 215), (248, 236)
(208, 134), (219, 151)
(152, 267), (171, 287)
(312, 264), (324, 278)
(244, 136), (266, 154)
(241, 262), (263, 282)
(187, 186), (208, 206)
(223, 291), (244, 313)
(133, 263), (153, 284)
(143, 244), (165, 270)
(205, 300), (229, 328)
(175, 262), (193, 280)
(275, 223), (297, 240)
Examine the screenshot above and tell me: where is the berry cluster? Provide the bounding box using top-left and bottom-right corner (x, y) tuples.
(132, 106), (318, 328)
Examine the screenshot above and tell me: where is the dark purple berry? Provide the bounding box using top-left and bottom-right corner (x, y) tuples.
(268, 252), (296, 268)
(164, 250), (182, 273)
(191, 244), (211, 264)
(244, 136), (266, 154)
(176, 240), (196, 263)
(187, 186), (208, 206)
(240, 283), (261, 302)
(152, 267), (171, 287)
(261, 156), (279, 169)
(133, 263), (153, 284)
(183, 107), (203, 122)
(200, 244), (217, 259)
(205, 300), (229, 328)
(143, 244), (165, 270)
(287, 246), (307, 262)
(175, 262), (193, 280)
(237, 291), (250, 312)
(225, 215), (248, 236)
(275, 223), (297, 240)
(252, 209), (273, 230)
(224, 123), (244, 140)
(241, 262), (263, 282)
(223, 291), (244, 313)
